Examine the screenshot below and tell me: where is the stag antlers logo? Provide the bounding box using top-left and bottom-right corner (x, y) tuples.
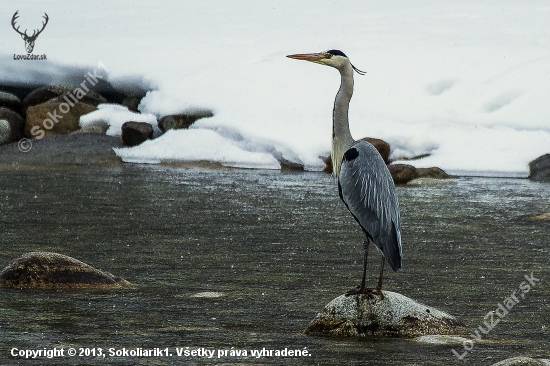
(11, 10), (49, 55)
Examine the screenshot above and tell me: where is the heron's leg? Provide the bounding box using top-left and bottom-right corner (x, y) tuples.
(360, 257), (385, 300)
(371, 257), (385, 300)
(345, 239), (370, 296)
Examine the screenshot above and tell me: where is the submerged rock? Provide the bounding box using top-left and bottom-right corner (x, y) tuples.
(190, 291), (227, 298)
(415, 334), (471, 345)
(304, 291), (466, 338)
(0, 252), (131, 289)
(529, 213), (550, 221)
(529, 154), (550, 182)
(491, 357), (550, 366)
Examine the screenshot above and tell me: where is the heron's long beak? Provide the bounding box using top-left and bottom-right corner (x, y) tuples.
(286, 53), (324, 62)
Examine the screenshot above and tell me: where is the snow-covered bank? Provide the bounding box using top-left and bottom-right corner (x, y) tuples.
(2, 1), (549, 173)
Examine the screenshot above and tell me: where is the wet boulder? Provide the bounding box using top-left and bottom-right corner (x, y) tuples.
(121, 121), (153, 146)
(0, 91), (23, 115)
(528, 154), (550, 182)
(0, 107), (24, 145)
(25, 102), (97, 138)
(388, 163), (419, 184)
(22, 85), (106, 113)
(158, 110), (214, 132)
(304, 291), (466, 338)
(491, 357), (550, 366)
(0, 252), (131, 289)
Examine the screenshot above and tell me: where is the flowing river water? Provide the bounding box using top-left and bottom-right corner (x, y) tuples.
(0, 164), (548, 365)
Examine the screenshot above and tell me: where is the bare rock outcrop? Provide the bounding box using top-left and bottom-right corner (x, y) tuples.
(529, 154), (550, 182)
(0, 252), (131, 290)
(304, 291), (466, 338)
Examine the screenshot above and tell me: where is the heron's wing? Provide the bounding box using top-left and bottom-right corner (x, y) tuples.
(338, 141), (402, 271)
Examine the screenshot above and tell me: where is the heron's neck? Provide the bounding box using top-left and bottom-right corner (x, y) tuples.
(332, 63), (355, 176)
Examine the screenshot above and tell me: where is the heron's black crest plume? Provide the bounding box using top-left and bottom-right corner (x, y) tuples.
(351, 64), (366, 75)
(326, 49), (366, 75)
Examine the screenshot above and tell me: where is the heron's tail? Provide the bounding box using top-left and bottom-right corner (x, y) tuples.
(383, 221), (402, 271)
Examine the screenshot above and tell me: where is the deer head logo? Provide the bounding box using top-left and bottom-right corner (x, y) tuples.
(11, 11), (49, 54)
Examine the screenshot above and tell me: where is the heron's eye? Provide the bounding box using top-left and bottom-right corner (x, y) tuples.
(325, 53), (333, 59)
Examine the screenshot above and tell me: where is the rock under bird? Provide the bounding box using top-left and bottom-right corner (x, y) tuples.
(287, 50), (402, 298)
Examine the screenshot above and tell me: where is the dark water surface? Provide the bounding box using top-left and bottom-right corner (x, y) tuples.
(0, 164), (548, 365)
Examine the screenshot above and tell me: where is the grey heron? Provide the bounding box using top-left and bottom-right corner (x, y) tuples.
(287, 50), (402, 298)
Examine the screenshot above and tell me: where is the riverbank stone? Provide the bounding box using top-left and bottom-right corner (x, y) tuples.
(388, 164), (419, 184)
(22, 85), (106, 113)
(121, 121), (153, 146)
(304, 291), (466, 338)
(25, 102), (97, 137)
(158, 111), (214, 132)
(0, 252), (132, 289)
(416, 167), (453, 179)
(0, 91), (23, 114)
(0, 107), (24, 145)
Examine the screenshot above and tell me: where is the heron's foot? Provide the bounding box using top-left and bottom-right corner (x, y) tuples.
(345, 286), (384, 300)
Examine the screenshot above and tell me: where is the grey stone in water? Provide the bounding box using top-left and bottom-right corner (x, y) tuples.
(491, 357), (550, 366)
(304, 291), (466, 338)
(529, 154), (550, 182)
(0, 252), (132, 290)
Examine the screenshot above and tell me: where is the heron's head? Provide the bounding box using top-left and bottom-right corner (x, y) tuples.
(287, 49), (365, 75)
